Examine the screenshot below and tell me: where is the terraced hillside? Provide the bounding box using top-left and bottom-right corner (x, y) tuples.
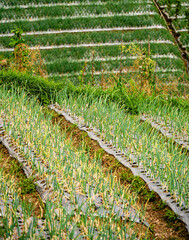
(0, 0), (187, 84)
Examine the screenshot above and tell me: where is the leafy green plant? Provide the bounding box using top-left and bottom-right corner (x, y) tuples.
(9, 27), (25, 48)
(19, 178), (36, 195)
(158, 200), (167, 210)
(164, 209), (178, 223)
(126, 43), (156, 91)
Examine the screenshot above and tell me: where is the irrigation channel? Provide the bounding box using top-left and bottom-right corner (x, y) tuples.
(153, 0), (189, 74)
(48, 104), (189, 234)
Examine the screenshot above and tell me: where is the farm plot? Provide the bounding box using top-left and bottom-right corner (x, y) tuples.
(157, 0), (189, 54)
(139, 100), (189, 151)
(0, 86), (150, 239)
(0, 0), (155, 8)
(0, 167), (49, 239)
(54, 91), (189, 220)
(0, 0), (186, 83)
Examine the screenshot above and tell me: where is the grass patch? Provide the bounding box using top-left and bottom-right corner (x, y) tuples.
(164, 209), (178, 223)
(8, 159), (36, 195)
(121, 172), (156, 202)
(66, 124), (78, 133)
(95, 148), (106, 160)
(0, 145), (43, 217)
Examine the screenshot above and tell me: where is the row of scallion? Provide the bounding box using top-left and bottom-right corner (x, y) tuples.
(0, 15), (165, 34)
(139, 98), (189, 142)
(55, 90), (189, 209)
(0, 29), (175, 48)
(0, 85), (149, 239)
(0, 167), (48, 239)
(0, 3), (157, 21)
(1, 0), (154, 8)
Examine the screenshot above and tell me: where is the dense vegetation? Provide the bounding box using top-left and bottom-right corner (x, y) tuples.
(0, 0), (189, 239)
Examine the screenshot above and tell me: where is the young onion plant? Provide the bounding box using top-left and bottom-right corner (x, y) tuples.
(0, 86), (147, 239)
(139, 99), (189, 142)
(0, 168), (44, 239)
(56, 91), (189, 209)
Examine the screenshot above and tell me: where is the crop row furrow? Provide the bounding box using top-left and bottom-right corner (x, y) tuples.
(44, 58), (184, 76)
(44, 54), (179, 65)
(0, 4), (156, 21)
(0, 15), (166, 34)
(139, 96), (189, 147)
(53, 93), (189, 210)
(48, 68), (183, 78)
(1, 118), (134, 239)
(49, 103), (189, 231)
(0, 124), (50, 239)
(0, 28), (175, 49)
(0, 171), (49, 239)
(0, 40), (175, 52)
(0, 119), (53, 202)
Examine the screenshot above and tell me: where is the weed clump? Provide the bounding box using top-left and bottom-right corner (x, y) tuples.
(9, 160), (36, 195)
(164, 209), (178, 223)
(121, 172), (156, 201)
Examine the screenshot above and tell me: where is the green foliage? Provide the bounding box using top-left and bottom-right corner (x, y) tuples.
(120, 172), (156, 201)
(164, 209), (178, 223)
(9, 27), (25, 48)
(19, 178), (36, 195)
(9, 160), (36, 195)
(152, 200), (167, 210)
(95, 148), (105, 160)
(1, 69), (189, 115)
(158, 200), (167, 209)
(0, 69), (74, 104)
